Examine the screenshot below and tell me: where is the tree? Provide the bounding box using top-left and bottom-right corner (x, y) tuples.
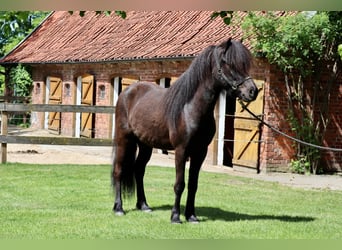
(0, 11), (49, 94)
(0, 11), (49, 56)
(242, 11), (342, 174)
(0, 11), (49, 126)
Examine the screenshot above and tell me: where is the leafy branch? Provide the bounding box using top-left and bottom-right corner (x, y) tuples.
(211, 11), (234, 25)
(68, 11), (127, 19)
(242, 11), (341, 174)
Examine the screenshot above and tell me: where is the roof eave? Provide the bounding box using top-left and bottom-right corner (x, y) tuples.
(0, 55), (196, 66)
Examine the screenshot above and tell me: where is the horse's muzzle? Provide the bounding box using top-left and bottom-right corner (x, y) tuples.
(248, 86), (258, 100)
(238, 84), (258, 102)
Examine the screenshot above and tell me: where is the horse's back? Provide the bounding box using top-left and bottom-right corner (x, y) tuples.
(119, 81), (162, 103)
(116, 82), (171, 148)
(117, 82), (164, 112)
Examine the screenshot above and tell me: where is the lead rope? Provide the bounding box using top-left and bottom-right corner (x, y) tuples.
(238, 100), (342, 152)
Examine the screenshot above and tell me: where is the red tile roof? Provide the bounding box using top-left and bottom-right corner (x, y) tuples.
(1, 11), (250, 64)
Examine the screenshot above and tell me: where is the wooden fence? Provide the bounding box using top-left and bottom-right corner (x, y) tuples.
(0, 97), (115, 163)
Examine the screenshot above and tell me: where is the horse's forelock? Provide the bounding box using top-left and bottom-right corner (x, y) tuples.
(225, 41), (252, 75)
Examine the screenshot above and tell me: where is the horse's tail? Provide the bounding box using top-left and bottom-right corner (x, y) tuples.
(120, 156), (136, 198)
(111, 85), (138, 198)
(111, 142), (137, 198)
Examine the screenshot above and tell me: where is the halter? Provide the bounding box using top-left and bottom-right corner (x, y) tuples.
(214, 47), (252, 90)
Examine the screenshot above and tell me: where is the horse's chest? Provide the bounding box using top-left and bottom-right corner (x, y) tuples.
(184, 102), (215, 128)
(183, 104), (216, 144)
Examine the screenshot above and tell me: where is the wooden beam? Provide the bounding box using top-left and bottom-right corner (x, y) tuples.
(234, 129), (259, 159)
(0, 92), (116, 163)
(1, 111), (8, 163)
(0, 103), (115, 113)
(1, 67), (11, 164)
(0, 135), (113, 146)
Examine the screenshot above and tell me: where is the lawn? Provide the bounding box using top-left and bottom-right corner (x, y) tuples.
(0, 163), (341, 239)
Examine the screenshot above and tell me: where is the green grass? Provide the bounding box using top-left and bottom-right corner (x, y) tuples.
(0, 163), (341, 239)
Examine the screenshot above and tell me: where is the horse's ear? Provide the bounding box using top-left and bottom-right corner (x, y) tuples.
(226, 38), (232, 47)
(220, 38), (232, 53)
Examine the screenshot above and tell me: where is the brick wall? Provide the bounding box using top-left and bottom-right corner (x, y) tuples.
(260, 64), (296, 172)
(258, 62), (342, 173)
(29, 58), (342, 173)
(30, 60), (192, 139)
(30, 80), (45, 129)
(321, 78), (342, 172)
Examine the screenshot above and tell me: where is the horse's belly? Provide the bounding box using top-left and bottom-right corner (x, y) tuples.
(135, 126), (173, 149)
(129, 109), (173, 149)
(123, 84), (172, 149)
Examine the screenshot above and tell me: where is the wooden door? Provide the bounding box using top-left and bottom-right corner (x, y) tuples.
(48, 77), (62, 134)
(80, 75), (95, 138)
(232, 80), (264, 171)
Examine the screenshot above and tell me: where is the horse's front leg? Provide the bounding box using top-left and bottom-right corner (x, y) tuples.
(171, 147), (187, 223)
(185, 147), (208, 223)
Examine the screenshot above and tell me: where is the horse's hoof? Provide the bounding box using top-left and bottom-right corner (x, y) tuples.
(171, 213), (182, 224)
(137, 202), (152, 213)
(186, 215), (200, 224)
(113, 205), (125, 216)
(114, 210), (125, 216)
(171, 219), (182, 224)
(141, 206), (152, 213)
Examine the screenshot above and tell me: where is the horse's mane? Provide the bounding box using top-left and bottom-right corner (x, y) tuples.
(164, 40), (252, 128)
(164, 45), (214, 126)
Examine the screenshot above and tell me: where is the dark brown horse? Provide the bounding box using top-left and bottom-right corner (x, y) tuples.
(111, 38), (258, 223)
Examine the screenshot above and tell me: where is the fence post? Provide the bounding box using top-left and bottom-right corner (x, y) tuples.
(1, 66), (11, 164)
(1, 110), (8, 163)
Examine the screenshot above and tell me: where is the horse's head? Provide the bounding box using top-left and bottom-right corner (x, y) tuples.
(213, 38), (258, 102)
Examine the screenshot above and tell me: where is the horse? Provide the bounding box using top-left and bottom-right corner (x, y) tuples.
(111, 38), (258, 224)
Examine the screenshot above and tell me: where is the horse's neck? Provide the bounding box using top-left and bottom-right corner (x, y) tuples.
(164, 50), (221, 126)
(188, 78), (222, 118)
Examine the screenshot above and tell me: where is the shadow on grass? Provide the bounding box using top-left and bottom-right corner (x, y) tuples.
(153, 205), (315, 223)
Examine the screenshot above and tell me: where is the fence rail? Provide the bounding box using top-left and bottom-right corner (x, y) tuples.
(0, 135), (113, 146)
(0, 97), (116, 163)
(0, 103), (115, 113)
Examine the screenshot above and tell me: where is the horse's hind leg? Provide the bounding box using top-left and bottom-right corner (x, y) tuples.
(112, 144), (126, 216)
(135, 143), (153, 212)
(112, 136), (137, 216)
